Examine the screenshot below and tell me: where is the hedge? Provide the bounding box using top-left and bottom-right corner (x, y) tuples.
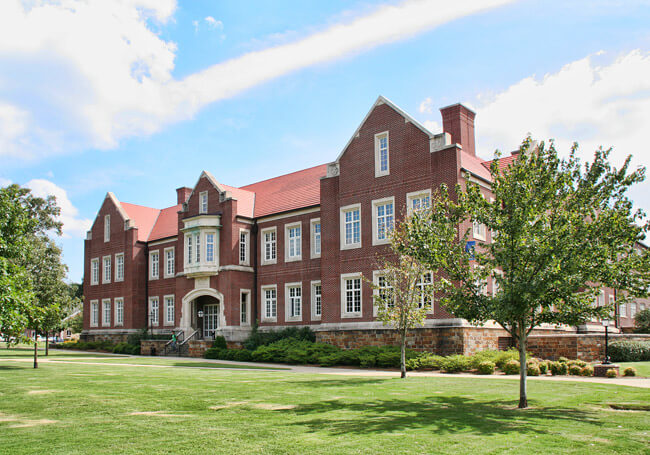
(608, 340), (650, 362)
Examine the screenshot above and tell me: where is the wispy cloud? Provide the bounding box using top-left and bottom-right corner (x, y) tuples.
(0, 0), (514, 160)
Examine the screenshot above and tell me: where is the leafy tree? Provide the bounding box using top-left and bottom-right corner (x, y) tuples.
(398, 138), (650, 408)
(635, 308), (650, 333)
(369, 236), (434, 378)
(67, 311), (84, 335)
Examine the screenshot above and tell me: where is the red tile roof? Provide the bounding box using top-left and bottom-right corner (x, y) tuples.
(483, 153), (519, 173)
(148, 204), (182, 241)
(120, 202), (161, 242)
(221, 184), (255, 218)
(460, 151), (492, 181)
(240, 164), (327, 218)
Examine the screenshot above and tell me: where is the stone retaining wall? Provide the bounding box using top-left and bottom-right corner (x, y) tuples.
(140, 340), (169, 356)
(526, 334), (650, 362)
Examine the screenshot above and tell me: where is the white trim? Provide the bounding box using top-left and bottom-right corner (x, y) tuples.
(310, 218), (321, 259)
(149, 249), (160, 280)
(105, 192), (131, 226)
(284, 221), (302, 262)
(371, 196), (395, 246)
(261, 284), (278, 323)
(114, 297), (124, 327)
(164, 247), (175, 278)
(148, 237), (177, 247)
(199, 191), (208, 214)
(179, 287), (225, 333)
(340, 203), (362, 250)
(102, 255), (111, 284)
(341, 272), (363, 318)
(235, 216), (254, 225)
(240, 289), (251, 326)
(285, 282), (303, 322)
(148, 296), (160, 327)
(311, 280), (322, 321)
(89, 300), (99, 327)
(372, 270), (387, 317)
(261, 226), (277, 265)
(90, 258), (99, 285)
(406, 189), (432, 216)
(104, 214), (110, 242)
(163, 294), (175, 326)
(239, 228), (250, 266)
(256, 206), (320, 223)
(472, 221), (487, 241)
(218, 265), (255, 273)
(101, 298), (111, 327)
(114, 252), (124, 282)
(374, 131), (390, 177)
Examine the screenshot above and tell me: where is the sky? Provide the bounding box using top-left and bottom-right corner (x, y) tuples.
(1, 0), (650, 282)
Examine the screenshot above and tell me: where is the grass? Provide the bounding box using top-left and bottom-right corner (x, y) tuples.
(0, 348), (648, 454)
(618, 362), (650, 377)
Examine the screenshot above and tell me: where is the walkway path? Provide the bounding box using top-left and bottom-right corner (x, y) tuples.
(4, 349), (649, 389)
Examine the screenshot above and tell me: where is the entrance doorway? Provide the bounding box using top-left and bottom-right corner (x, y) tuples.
(203, 304), (219, 339)
(193, 294), (221, 340)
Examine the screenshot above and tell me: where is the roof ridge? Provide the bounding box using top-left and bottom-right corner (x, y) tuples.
(240, 163), (327, 189)
(145, 209), (164, 241)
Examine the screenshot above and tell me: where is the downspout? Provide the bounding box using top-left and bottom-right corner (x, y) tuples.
(251, 223), (259, 327)
(144, 242), (150, 337)
(614, 288), (618, 329)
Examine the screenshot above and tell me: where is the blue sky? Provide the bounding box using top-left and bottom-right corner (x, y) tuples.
(1, 0), (649, 282)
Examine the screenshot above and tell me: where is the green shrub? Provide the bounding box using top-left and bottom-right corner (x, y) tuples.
(608, 341), (650, 362)
(405, 358), (420, 371)
(550, 361), (568, 376)
(606, 369), (618, 378)
(243, 326), (316, 351)
(212, 336), (227, 350)
(568, 365), (582, 376)
(439, 355), (471, 373)
(502, 359), (520, 375)
(359, 353), (377, 368)
(417, 354), (445, 370)
(477, 361), (495, 375)
(634, 308), (650, 333)
(527, 363), (541, 376)
(204, 347), (228, 360)
(538, 361), (549, 375)
(580, 366), (594, 376)
(558, 356), (569, 364)
(623, 367), (637, 377)
(494, 349), (520, 370)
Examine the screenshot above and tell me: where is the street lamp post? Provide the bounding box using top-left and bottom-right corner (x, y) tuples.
(602, 319), (611, 365)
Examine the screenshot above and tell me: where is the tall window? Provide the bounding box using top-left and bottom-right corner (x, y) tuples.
(263, 287), (277, 320)
(187, 235), (193, 264)
(287, 284), (302, 319)
(91, 258), (99, 285)
(407, 190), (431, 216)
(205, 233), (214, 262)
(114, 298), (124, 326)
(375, 131), (389, 177)
(199, 191), (208, 214)
(619, 302), (627, 318)
(373, 198), (394, 244)
(150, 251), (159, 279)
(164, 295), (175, 325)
(195, 233), (201, 263)
(377, 274), (394, 308)
(115, 253), (124, 281)
(239, 230), (249, 265)
(240, 291), (250, 325)
(286, 224), (301, 261)
(104, 214), (110, 242)
(149, 297), (159, 326)
(341, 205), (361, 248)
(343, 275), (362, 315)
(416, 272), (434, 310)
(263, 228), (276, 264)
(473, 221), (487, 241)
(631, 302), (638, 317)
(312, 282), (322, 319)
(165, 248), (175, 277)
(311, 219), (321, 258)
(102, 299), (111, 327)
(103, 256), (111, 284)
(90, 300), (99, 327)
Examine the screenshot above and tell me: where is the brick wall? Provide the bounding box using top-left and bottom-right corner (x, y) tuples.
(526, 333), (650, 361)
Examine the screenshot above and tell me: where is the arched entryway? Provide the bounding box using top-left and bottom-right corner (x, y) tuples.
(180, 288), (225, 340)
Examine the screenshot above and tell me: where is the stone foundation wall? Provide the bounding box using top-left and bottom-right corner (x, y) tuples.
(526, 334), (650, 362)
(81, 332), (130, 343)
(189, 340), (212, 358)
(140, 340), (169, 356)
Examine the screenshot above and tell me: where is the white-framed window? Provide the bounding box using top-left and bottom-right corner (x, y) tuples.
(114, 297), (124, 326)
(102, 299), (111, 327)
(104, 214), (110, 242)
(262, 285), (277, 322)
(240, 290), (251, 325)
(310, 218), (321, 259)
(285, 283), (302, 321)
(164, 247), (175, 278)
(149, 297), (159, 326)
(596, 290), (605, 307)
(239, 229), (250, 265)
(261, 227), (277, 265)
(340, 203), (361, 249)
(149, 250), (159, 280)
(341, 273), (363, 317)
(374, 131), (390, 177)
(90, 300), (99, 327)
(311, 281), (322, 320)
(372, 271), (393, 316)
(205, 232), (215, 263)
(199, 191), (208, 214)
(91, 258), (99, 285)
(102, 256), (111, 284)
(631, 302), (637, 318)
(187, 235), (193, 265)
(473, 221), (487, 241)
(285, 222), (302, 262)
(474, 265), (488, 295)
(372, 196), (395, 245)
(417, 271), (434, 311)
(164, 295), (175, 326)
(194, 232), (201, 263)
(115, 253), (124, 282)
(406, 189), (431, 216)
(619, 302), (627, 318)
(492, 270), (503, 296)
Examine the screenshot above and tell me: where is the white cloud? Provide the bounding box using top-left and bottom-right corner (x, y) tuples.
(0, 177), (12, 187)
(423, 120), (441, 133)
(473, 49), (650, 212)
(419, 97), (433, 114)
(204, 16), (223, 29)
(0, 0), (514, 159)
(26, 179), (92, 238)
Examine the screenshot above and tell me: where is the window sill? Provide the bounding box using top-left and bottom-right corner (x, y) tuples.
(285, 256), (302, 263)
(261, 317), (277, 323)
(311, 316), (322, 321)
(340, 243), (361, 251)
(261, 260), (277, 266)
(286, 316), (302, 322)
(341, 313), (362, 319)
(372, 238), (390, 246)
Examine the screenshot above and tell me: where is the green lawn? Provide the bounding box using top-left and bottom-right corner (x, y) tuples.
(0, 348), (648, 454)
(618, 362), (650, 377)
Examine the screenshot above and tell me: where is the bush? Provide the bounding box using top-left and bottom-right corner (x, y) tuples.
(580, 366), (594, 376)
(623, 367), (637, 377)
(634, 308), (650, 333)
(568, 359), (587, 368)
(417, 354), (445, 370)
(204, 347), (227, 360)
(558, 356), (569, 364)
(112, 342), (139, 355)
(549, 361), (568, 376)
(477, 361), (495, 375)
(538, 361), (549, 375)
(494, 349), (520, 370)
(527, 363), (541, 376)
(568, 365), (582, 376)
(502, 359), (520, 375)
(212, 336), (227, 350)
(243, 326), (316, 351)
(439, 355), (471, 373)
(608, 341), (650, 362)
(606, 369), (618, 378)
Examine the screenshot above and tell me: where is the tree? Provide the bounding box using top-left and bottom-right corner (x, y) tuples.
(635, 308), (650, 333)
(369, 235), (434, 378)
(398, 138), (650, 408)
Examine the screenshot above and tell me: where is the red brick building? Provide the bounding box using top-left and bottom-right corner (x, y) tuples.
(82, 97), (647, 353)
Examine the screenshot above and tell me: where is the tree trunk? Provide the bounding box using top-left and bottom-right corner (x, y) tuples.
(45, 332), (49, 356)
(33, 333), (38, 369)
(518, 329), (527, 408)
(400, 328), (407, 379)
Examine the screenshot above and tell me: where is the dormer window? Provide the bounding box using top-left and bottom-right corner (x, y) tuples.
(104, 215), (110, 242)
(374, 131), (389, 177)
(199, 191), (208, 214)
(182, 213), (221, 278)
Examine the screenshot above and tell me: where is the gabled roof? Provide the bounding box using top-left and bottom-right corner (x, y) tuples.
(148, 204), (182, 241)
(483, 153), (519, 173)
(460, 151), (492, 182)
(121, 202), (161, 242)
(221, 184), (255, 218)
(240, 164), (327, 217)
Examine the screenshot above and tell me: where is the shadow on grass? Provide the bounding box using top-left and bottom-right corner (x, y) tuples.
(291, 396), (601, 436)
(0, 365), (27, 370)
(171, 362), (283, 370)
(284, 378), (389, 388)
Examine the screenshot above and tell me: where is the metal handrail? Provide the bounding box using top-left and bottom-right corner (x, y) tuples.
(162, 329), (185, 356)
(178, 330), (200, 357)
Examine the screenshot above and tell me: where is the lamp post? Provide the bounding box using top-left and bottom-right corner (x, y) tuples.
(602, 319), (611, 365)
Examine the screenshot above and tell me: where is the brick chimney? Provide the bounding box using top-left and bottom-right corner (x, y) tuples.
(440, 103), (476, 156)
(176, 187), (192, 204)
